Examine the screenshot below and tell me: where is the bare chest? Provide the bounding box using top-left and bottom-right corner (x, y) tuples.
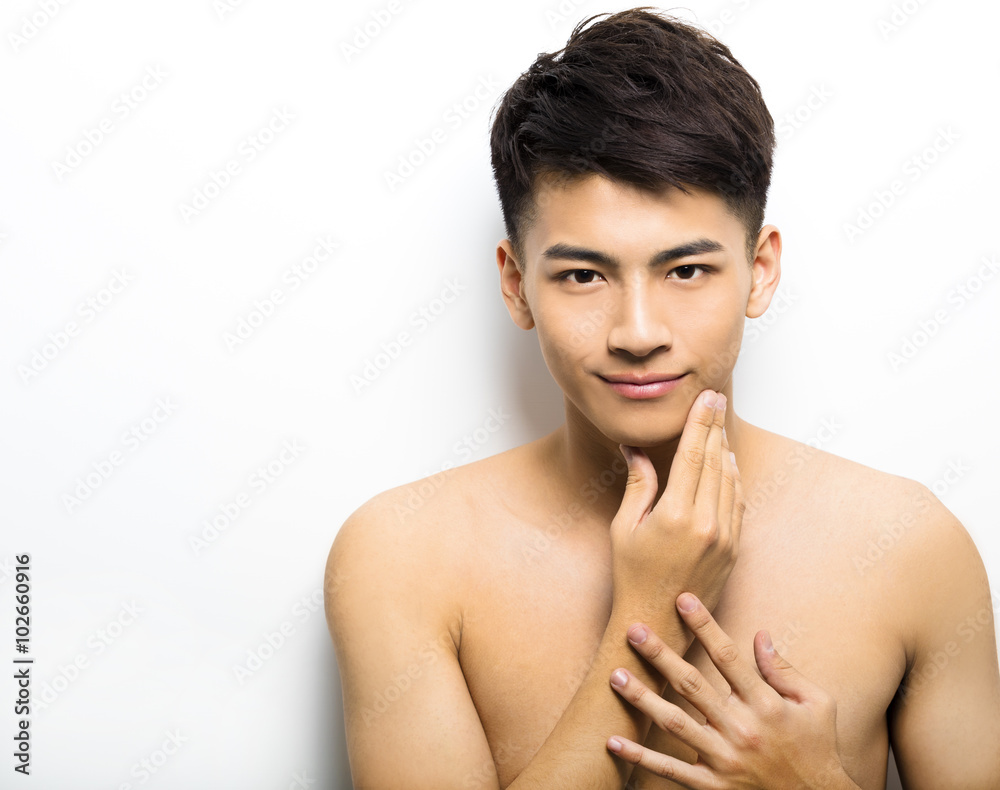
(457, 502), (906, 788)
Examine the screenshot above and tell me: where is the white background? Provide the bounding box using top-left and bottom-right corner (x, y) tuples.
(2, 0), (998, 788)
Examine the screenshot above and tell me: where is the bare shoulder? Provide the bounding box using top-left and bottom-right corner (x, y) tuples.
(757, 426), (988, 609)
(324, 441), (541, 620)
(754, 426), (956, 531)
(328, 440), (533, 549)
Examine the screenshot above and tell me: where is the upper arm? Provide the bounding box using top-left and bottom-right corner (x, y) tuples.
(324, 495), (500, 790)
(888, 486), (1000, 788)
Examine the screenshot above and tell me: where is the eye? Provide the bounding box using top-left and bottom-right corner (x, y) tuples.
(557, 269), (605, 285)
(667, 264), (711, 280)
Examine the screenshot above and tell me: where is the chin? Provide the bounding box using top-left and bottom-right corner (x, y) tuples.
(596, 418), (686, 450)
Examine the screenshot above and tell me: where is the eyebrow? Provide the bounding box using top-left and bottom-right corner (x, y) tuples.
(541, 238), (725, 269)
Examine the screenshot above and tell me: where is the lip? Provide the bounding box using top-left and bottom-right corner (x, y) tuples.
(599, 371), (688, 399)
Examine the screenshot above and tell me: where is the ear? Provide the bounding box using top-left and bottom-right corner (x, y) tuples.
(497, 239), (535, 330)
(745, 224), (782, 320)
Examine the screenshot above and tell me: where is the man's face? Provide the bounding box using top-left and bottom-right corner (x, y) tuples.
(498, 172), (778, 448)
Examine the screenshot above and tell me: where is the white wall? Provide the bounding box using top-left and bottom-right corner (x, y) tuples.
(2, 0), (997, 788)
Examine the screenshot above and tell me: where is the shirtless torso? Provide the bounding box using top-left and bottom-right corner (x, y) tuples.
(328, 416), (998, 789)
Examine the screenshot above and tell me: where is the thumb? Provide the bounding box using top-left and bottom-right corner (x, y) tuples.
(754, 630), (814, 703)
(611, 444), (658, 537)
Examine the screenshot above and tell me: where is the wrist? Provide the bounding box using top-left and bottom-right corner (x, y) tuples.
(604, 606), (694, 690)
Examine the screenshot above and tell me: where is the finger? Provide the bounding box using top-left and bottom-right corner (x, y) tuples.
(624, 623), (724, 722)
(693, 393), (727, 516)
(659, 390), (720, 508)
(718, 429), (736, 526)
(607, 735), (720, 789)
(611, 444), (659, 537)
(753, 630), (818, 704)
(674, 594), (765, 703)
(609, 668), (721, 757)
(730, 451), (745, 544)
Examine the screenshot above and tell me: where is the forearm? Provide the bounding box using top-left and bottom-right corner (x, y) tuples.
(507, 608), (693, 789)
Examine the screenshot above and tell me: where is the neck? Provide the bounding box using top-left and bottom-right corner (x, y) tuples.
(543, 384), (755, 529)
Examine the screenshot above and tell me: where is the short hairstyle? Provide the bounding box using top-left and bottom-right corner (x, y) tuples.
(489, 7), (776, 266)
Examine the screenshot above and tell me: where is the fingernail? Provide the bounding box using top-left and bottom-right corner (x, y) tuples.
(608, 736), (623, 753)
(730, 451), (737, 467)
(627, 624), (648, 645)
(702, 390), (718, 409)
(716, 394), (726, 412)
(619, 444), (634, 464)
(722, 427), (728, 444)
(611, 669), (628, 688)
(677, 593), (697, 612)
(762, 631), (774, 652)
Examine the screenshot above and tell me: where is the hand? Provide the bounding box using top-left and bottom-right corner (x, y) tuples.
(606, 593), (858, 790)
(610, 389), (743, 624)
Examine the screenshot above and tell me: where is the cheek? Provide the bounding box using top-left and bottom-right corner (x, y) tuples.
(697, 303), (746, 383)
(534, 300), (608, 359)
(534, 316), (581, 376)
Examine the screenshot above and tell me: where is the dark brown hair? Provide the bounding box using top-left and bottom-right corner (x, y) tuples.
(489, 7), (775, 265)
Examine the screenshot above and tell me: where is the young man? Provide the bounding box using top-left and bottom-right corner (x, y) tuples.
(325, 8), (1000, 788)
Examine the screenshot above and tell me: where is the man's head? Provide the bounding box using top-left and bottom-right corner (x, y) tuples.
(489, 8), (782, 449)
(489, 6), (776, 268)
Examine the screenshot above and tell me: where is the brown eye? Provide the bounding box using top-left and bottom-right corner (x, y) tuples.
(668, 265), (709, 280)
(560, 269), (602, 284)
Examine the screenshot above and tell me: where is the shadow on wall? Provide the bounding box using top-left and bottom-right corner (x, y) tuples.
(887, 748), (902, 790)
(499, 308), (566, 440)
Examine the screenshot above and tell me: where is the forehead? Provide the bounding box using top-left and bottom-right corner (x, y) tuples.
(526, 172), (741, 259)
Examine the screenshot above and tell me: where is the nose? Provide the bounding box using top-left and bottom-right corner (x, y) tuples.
(606, 279), (672, 358)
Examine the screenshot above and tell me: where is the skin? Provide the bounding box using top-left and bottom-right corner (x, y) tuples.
(325, 172), (1000, 789)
